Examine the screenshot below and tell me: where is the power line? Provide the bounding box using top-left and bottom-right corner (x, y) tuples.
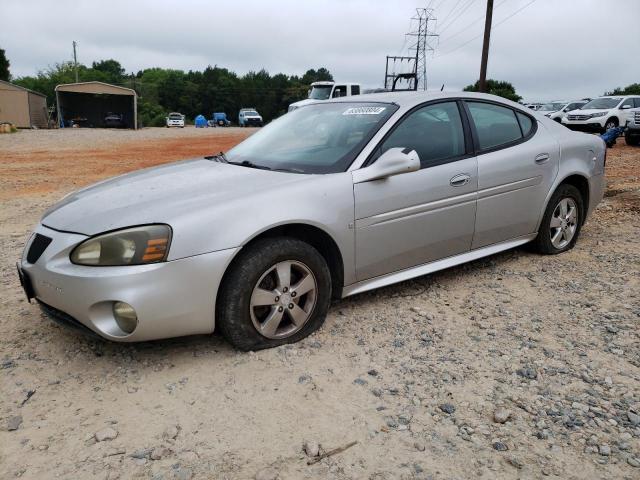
(438, 0), (477, 34)
(435, 0), (537, 58)
(439, 0), (507, 46)
(438, 0), (465, 28)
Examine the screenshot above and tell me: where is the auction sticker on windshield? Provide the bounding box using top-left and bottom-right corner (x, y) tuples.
(342, 106), (387, 115)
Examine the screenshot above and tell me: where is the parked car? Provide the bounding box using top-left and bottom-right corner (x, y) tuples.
(288, 81), (361, 111)
(213, 112), (230, 127)
(238, 108), (263, 127)
(166, 112), (185, 128)
(539, 100), (588, 122)
(625, 107), (640, 146)
(103, 113), (126, 128)
(18, 92), (605, 350)
(562, 95), (640, 132)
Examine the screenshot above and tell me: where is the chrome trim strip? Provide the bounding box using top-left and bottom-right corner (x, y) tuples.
(341, 234), (537, 297)
(356, 191), (477, 228)
(477, 176), (541, 199)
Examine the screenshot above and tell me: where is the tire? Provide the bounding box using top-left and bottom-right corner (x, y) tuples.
(604, 117), (618, 132)
(216, 237), (332, 351)
(626, 132), (640, 146)
(532, 184), (584, 254)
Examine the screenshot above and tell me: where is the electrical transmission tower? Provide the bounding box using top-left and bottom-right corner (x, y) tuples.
(384, 8), (438, 91)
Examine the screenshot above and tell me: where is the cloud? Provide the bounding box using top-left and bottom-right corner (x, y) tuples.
(1, 0), (638, 100)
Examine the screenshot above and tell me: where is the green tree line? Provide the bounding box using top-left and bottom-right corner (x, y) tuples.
(12, 58), (333, 126)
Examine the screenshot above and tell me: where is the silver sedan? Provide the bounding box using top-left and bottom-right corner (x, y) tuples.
(18, 92), (606, 350)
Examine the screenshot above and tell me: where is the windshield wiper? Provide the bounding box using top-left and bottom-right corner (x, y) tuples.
(204, 152), (229, 163)
(228, 160), (272, 171)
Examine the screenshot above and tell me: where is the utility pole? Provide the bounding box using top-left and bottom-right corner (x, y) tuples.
(478, 0), (494, 92)
(72, 40), (78, 83)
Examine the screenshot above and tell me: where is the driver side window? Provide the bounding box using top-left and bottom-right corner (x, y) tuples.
(376, 101), (466, 169)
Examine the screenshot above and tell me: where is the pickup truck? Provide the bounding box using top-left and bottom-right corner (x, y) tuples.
(626, 107), (640, 146)
(288, 81), (361, 111)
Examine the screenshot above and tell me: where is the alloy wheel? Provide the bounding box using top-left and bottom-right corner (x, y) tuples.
(249, 260), (318, 339)
(549, 197), (578, 249)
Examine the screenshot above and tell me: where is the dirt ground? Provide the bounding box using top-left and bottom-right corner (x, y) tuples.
(0, 128), (639, 480)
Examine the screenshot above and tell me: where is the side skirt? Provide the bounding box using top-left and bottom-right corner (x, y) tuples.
(341, 234), (537, 298)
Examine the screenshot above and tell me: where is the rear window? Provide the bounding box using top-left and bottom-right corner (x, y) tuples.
(466, 102), (523, 151)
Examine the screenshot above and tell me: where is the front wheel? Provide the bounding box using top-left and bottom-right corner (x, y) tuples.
(604, 118), (618, 132)
(532, 184), (584, 254)
(626, 132), (640, 146)
(217, 238), (331, 351)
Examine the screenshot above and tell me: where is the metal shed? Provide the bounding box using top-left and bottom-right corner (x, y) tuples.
(0, 80), (49, 128)
(55, 81), (137, 129)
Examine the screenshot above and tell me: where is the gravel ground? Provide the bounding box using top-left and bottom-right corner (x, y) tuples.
(1, 129), (639, 480)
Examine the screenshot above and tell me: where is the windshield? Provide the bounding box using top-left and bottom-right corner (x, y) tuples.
(539, 102), (565, 111)
(169, 114), (182, 119)
(242, 110), (259, 116)
(225, 102), (398, 174)
(583, 97), (621, 110)
(308, 85), (333, 100)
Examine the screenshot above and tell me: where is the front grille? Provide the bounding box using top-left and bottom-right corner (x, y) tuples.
(634, 112), (640, 123)
(27, 233), (52, 264)
(568, 114), (590, 121)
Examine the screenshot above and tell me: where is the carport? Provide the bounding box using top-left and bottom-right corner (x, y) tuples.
(55, 81), (137, 129)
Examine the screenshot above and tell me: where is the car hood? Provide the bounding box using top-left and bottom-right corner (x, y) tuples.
(290, 99), (319, 108)
(41, 159), (306, 236)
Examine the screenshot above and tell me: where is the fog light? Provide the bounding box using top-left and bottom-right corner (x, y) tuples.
(113, 301), (138, 334)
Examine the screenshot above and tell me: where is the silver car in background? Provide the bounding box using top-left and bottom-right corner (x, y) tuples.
(18, 92), (606, 350)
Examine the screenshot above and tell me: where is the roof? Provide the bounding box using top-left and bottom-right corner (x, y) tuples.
(307, 91), (530, 111)
(0, 79), (47, 98)
(55, 81), (136, 96)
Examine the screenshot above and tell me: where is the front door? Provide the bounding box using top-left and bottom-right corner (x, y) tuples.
(354, 101), (478, 281)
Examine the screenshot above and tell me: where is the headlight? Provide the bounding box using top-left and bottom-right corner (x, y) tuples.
(590, 112), (606, 118)
(70, 225), (171, 266)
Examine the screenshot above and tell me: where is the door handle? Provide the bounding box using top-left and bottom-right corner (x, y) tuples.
(450, 173), (471, 187)
(535, 153), (550, 164)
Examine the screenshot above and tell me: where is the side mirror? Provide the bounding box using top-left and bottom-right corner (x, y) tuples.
(621, 104), (631, 110)
(353, 148), (420, 184)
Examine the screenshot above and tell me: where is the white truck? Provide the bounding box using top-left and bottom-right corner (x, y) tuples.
(288, 81), (361, 112)
(625, 107), (640, 146)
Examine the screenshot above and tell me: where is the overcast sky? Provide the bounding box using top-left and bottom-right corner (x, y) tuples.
(2, 0), (639, 101)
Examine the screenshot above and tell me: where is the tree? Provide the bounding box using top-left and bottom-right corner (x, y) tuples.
(0, 48), (10, 81)
(91, 59), (125, 84)
(13, 57), (334, 124)
(464, 79), (522, 102)
(605, 83), (640, 95)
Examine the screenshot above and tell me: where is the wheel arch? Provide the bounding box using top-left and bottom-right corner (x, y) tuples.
(537, 173), (591, 231)
(605, 116), (619, 127)
(219, 222), (345, 301)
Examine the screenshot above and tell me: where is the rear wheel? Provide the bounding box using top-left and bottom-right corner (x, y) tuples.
(217, 237), (331, 351)
(532, 184), (584, 254)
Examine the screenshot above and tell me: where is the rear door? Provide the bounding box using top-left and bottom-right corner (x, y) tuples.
(354, 100), (478, 281)
(464, 100), (559, 248)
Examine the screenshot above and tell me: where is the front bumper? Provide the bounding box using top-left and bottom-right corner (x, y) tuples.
(20, 224), (238, 342)
(562, 119), (605, 132)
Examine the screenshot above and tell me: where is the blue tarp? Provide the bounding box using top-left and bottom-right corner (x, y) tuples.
(195, 114), (207, 128)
